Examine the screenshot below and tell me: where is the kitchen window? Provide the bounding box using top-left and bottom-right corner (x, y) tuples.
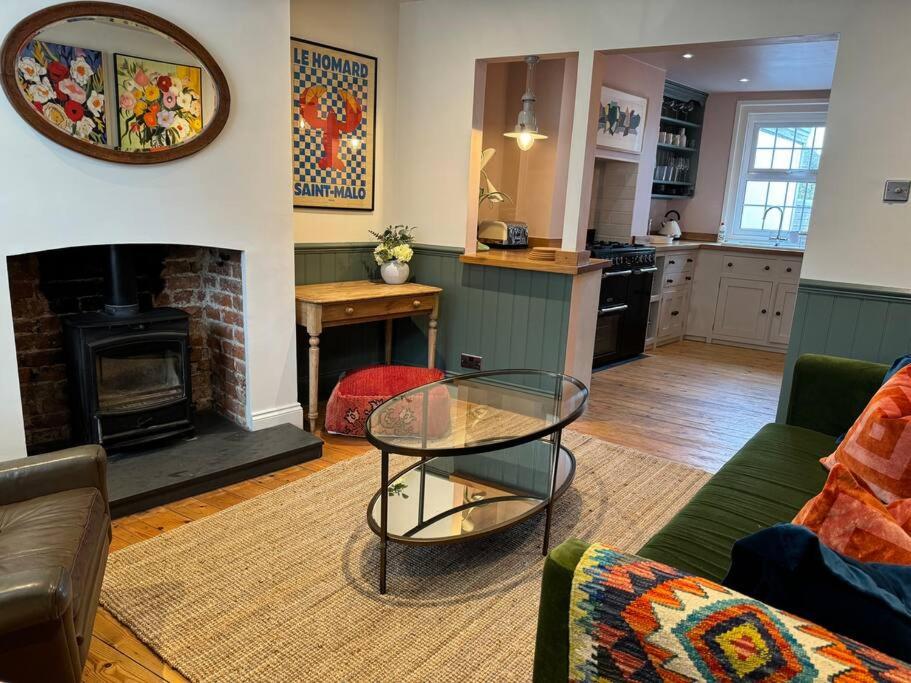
(723, 101), (828, 247)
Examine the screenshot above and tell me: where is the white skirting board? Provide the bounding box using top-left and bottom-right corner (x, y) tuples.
(251, 403), (304, 431)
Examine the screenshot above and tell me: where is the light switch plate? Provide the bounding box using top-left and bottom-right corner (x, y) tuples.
(883, 180), (911, 202)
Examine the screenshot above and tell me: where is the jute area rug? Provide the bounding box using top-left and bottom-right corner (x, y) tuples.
(100, 431), (710, 682)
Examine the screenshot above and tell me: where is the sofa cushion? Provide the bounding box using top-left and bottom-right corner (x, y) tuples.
(637, 423), (833, 582)
(0, 488), (108, 634)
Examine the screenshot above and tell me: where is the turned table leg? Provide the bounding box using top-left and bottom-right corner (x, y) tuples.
(427, 299), (439, 369)
(308, 333), (320, 432)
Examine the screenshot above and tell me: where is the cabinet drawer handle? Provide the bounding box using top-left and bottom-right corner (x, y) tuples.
(345, 306), (355, 315)
(669, 259), (676, 265)
(685, 276), (692, 281)
(666, 278), (674, 284)
(764, 265), (771, 271)
(775, 311), (781, 316)
(686, 258), (693, 263)
(786, 267), (793, 273)
(671, 310), (680, 316)
(727, 262), (733, 267)
(761, 309), (767, 314)
(412, 299), (422, 308)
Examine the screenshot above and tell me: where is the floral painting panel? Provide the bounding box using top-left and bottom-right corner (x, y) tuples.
(15, 40), (107, 145)
(597, 86), (647, 154)
(115, 54), (203, 152)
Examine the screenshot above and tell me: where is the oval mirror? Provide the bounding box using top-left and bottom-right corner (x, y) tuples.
(1, 2), (230, 164)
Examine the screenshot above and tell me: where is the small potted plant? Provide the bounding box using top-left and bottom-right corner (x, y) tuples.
(371, 225), (415, 284)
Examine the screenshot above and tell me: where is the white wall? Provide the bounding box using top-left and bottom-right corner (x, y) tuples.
(0, 0), (298, 459)
(290, 0), (399, 244)
(394, 0), (911, 290)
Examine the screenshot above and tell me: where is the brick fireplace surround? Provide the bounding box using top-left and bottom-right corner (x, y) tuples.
(9, 245), (246, 452)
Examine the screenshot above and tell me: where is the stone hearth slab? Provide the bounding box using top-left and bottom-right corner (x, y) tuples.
(107, 411), (321, 517)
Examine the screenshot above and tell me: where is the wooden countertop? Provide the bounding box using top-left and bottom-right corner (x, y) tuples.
(646, 240), (804, 257)
(459, 249), (611, 275)
(295, 279), (441, 304)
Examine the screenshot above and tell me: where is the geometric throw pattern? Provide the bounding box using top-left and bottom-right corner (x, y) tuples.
(569, 544), (911, 682)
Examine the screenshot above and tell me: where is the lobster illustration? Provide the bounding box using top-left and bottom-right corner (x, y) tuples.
(298, 85), (363, 171)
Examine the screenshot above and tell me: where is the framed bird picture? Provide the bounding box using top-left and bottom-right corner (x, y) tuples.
(291, 38), (377, 210)
(596, 87), (647, 154)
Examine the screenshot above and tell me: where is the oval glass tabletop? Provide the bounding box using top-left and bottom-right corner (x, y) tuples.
(364, 369), (588, 456)
(368, 438), (575, 543)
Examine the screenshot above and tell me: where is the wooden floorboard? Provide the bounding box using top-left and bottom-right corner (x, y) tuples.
(85, 341), (782, 680)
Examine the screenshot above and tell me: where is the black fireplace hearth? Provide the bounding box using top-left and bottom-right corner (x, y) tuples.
(62, 246), (194, 449)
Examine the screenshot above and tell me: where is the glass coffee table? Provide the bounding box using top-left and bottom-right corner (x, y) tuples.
(365, 369), (588, 593)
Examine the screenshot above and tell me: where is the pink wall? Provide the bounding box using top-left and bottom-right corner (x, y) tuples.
(662, 89), (830, 235)
(593, 54), (667, 238)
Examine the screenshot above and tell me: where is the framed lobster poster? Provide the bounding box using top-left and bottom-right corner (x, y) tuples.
(291, 38), (377, 210)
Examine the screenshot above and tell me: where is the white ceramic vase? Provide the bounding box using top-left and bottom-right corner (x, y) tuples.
(380, 260), (409, 285)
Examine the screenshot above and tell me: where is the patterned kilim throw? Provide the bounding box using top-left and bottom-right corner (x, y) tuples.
(568, 544), (911, 682)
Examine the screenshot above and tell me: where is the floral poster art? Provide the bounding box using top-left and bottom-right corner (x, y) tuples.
(15, 40), (107, 144)
(114, 54), (203, 151)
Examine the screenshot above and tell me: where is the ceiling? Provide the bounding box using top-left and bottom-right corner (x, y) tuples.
(627, 40), (838, 93)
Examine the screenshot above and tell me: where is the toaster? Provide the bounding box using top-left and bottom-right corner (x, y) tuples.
(477, 220), (529, 248)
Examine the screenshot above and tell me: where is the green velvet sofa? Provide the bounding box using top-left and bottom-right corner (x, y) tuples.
(533, 354), (889, 682)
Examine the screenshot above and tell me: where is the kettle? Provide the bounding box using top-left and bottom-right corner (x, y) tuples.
(659, 210), (682, 239)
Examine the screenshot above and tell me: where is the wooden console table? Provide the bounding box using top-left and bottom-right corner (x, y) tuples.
(295, 280), (442, 432)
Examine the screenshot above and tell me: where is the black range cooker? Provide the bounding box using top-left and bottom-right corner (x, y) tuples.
(590, 241), (657, 368)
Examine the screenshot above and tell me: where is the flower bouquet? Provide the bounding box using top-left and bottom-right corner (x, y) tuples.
(370, 225), (416, 285)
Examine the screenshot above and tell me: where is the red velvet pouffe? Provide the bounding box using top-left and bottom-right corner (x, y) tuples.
(324, 365), (449, 438)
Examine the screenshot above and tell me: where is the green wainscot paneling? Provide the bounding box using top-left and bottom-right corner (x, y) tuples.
(776, 279), (911, 421)
(294, 243), (573, 400)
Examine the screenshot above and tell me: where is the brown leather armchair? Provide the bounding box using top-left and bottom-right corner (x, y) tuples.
(0, 446), (111, 683)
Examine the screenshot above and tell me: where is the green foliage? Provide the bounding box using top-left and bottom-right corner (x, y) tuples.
(368, 224), (416, 249)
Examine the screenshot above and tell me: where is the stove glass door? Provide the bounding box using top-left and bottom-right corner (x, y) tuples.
(95, 341), (185, 413)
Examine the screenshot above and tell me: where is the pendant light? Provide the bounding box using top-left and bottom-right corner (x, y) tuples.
(503, 55), (548, 151)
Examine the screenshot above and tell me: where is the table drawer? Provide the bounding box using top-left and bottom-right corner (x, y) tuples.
(323, 295), (435, 324)
(664, 253), (696, 275)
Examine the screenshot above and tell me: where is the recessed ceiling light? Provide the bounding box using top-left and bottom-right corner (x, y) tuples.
(739, 77), (750, 83)
(682, 53), (694, 59)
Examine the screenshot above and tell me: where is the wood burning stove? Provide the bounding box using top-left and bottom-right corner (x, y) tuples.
(63, 246), (193, 448)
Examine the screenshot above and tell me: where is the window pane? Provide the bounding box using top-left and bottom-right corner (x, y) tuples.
(794, 127), (813, 148)
(754, 149), (773, 169)
(813, 126), (825, 148)
(772, 149), (792, 169)
(808, 149), (822, 170)
(767, 182), (787, 206)
(792, 147), (811, 170)
(785, 183), (797, 206)
(744, 181), (768, 204)
(757, 127), (777, 147)
(774, 128), (795, 149)
(741, 205), (765, 230)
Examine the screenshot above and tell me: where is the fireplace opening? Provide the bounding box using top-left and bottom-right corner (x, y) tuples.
(8, 243), (246, 453)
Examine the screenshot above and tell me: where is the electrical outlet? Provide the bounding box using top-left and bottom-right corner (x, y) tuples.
(460, 353), (482, 370)
(884, 180), (911, 203)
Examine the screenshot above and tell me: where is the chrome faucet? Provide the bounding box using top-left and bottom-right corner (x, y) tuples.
(763, 206), (786, 245)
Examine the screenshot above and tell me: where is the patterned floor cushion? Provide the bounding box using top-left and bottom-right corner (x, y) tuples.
(324, 365), (447, 437)
(569, 544), (911, 682)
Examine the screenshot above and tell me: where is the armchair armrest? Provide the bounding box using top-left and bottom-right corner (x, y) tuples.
(0, 446), (108, 508)
(785, 354), (887, 437)
(0, 568), (72, 636)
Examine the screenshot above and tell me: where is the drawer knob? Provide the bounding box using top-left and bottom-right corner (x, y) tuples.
(761, 309), (767, 314)
(669, 259), (676, 264)
(764, 265), (770, 271)
(666, 278), (674, 284)
(775, 311), (781, 316)
(671, 310), (679, 316)
(786, 267), (792, 273)
(412, 299), (422, 308)
(345, 306), (355, 315)
(686, 258), (693, 263)
(685, 276), (692, 281)
(727, 262), (733, 267)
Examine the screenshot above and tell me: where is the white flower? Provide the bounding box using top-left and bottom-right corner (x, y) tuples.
(57, 78), (86, 104)
(170, 77), (183, 91)
(189, 99), (201, 118)
(176, 91), (193, 110)
(42, 102), (72, 132)
(74, 117), (96, 139)
(123, 78), (139, 93)
(86, 90), (104, 117)
(171, 116), (191, 140)
(373, 244), (388, 265)
(17, 57), (45, 83)
(27, 78), (54, 104)
(69, 56), (93, 85)
(391, 245), (414, 263)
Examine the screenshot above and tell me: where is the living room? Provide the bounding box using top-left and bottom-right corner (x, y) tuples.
(1, 0), (911, 681)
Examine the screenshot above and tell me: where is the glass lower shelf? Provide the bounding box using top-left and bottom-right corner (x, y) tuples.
(367, 438), (574, 544)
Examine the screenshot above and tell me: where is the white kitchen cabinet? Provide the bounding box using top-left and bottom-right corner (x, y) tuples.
(658, 288), (688, 340)
(768, 283), (798, 345)
(712, 277), (773, 342)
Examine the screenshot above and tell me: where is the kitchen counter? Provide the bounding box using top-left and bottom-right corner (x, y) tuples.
(459, 248), (611, 275)
(644, 240), (804, 257)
